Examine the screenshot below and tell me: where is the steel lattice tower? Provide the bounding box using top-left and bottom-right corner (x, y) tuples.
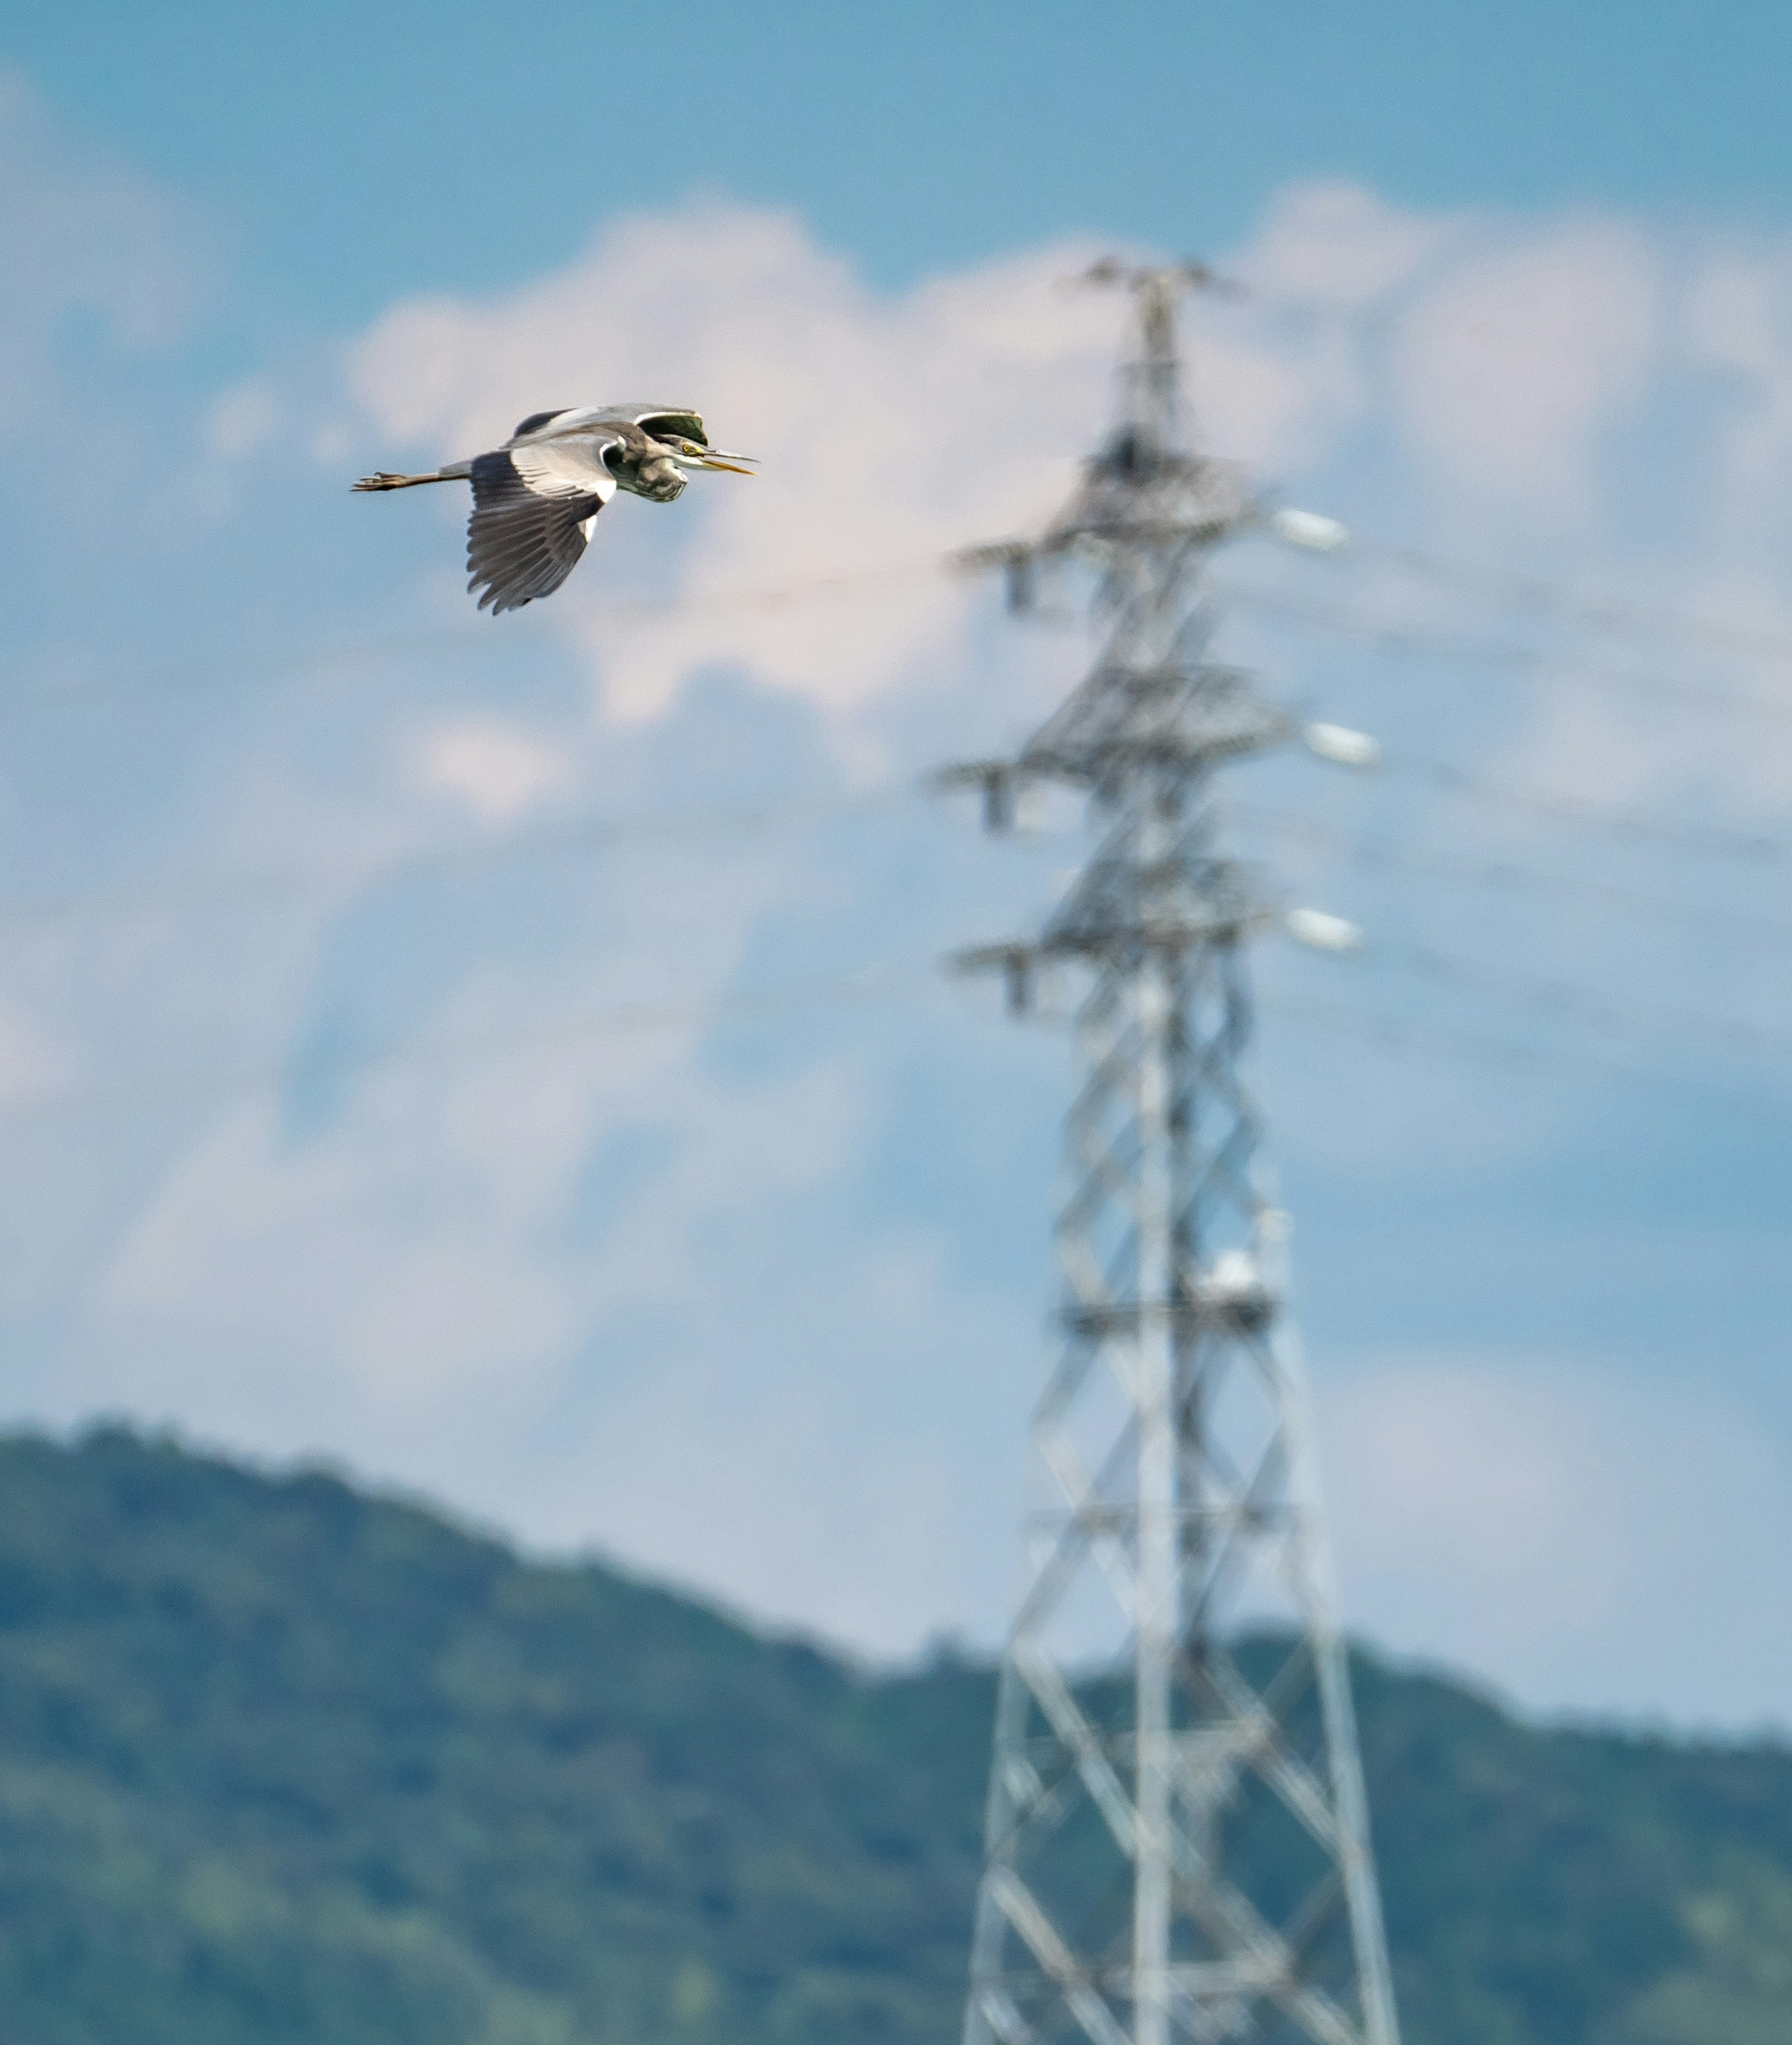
(945, 263), (1400, 2045)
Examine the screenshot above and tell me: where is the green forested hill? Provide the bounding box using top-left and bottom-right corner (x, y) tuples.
(0, 1427), (1786, 2045)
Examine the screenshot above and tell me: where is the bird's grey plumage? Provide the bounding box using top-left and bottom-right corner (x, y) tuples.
(465, 434), (619, 614)
(352, 404), (754, 614)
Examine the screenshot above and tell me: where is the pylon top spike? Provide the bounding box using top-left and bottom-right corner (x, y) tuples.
(1071, 258), (1247, 454)
(1074, 256), (1244, 299)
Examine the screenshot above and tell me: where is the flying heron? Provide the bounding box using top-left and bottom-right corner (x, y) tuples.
(353, 404), (755, 615)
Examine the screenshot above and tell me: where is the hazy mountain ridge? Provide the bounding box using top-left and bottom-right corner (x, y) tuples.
(0, 1426), (1784, 2045)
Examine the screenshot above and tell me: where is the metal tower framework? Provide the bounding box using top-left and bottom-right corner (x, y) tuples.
(947, 264), (1400, 2045)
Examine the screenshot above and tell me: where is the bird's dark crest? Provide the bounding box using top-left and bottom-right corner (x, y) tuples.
(635, 410), (707, 446)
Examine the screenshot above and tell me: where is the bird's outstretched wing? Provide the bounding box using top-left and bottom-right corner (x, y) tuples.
(467, 436), (619, 614)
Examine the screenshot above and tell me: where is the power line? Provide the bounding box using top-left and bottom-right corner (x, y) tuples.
(1351, 538), (1792, 668)
(0, 960), (931, 1126)
(0, 786), (915, 931)
(1222, 579), (1792, 729)
(6, 731), (1781, 935)
(1260, 990), (1792, 1111)
(6, 555), (962, 710)
(1362, 939), (1790, 1065)
(1229, 800), (1792, 947)
(11, 481), (1788, 724)
(4, 905), (1787, 1133)
(1388, 755), (1790, 865)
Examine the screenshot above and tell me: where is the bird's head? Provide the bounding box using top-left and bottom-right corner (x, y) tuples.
(662, 434), (757, 476)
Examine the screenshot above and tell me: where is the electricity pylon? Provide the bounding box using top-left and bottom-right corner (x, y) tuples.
(944, 262), (1400, 2045)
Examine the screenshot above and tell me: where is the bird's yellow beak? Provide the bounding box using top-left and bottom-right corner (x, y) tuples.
(699, 455), (756, 475)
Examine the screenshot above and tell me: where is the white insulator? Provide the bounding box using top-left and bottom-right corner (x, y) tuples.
(1304, 721), (1382, 769)
(1287, 907), (1363, 954)
(1204, 1249), (1260, 1298)
(1271, 507), (1351, 552)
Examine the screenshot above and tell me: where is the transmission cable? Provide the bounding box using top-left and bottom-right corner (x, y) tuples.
(1345, 537), (1792, 667)
(3, 739), (1782, 934)
(1229, 800), (1792, 946)
(1260, 992), (1792, 1112)
(0, 959), (935, 1127)
(4, 910), (1788, 1130)
(1221, 580), (1792, 729)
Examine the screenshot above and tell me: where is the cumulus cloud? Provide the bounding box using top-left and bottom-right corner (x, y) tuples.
(414, 717), (574, 821)
(1392, 217), (1662, 514)
(1245, 181), (1459, 311)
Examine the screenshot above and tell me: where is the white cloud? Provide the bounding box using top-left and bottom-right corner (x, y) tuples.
(414, 717), (573, 821)
(1390, 218), (1662, 515)
(1244, 180), (1458, 311)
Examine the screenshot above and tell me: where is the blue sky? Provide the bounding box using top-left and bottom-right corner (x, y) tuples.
(4, 5), (1792, 1729)
(13, 2), (1792, 323)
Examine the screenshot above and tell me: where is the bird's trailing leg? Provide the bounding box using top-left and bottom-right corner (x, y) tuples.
(352, 461), (473, 492)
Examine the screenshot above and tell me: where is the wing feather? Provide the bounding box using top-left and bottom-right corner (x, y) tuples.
(465, 439), (619, 614)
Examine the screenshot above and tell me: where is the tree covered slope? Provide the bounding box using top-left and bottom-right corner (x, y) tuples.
(0, 1428), (1785, 2045)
